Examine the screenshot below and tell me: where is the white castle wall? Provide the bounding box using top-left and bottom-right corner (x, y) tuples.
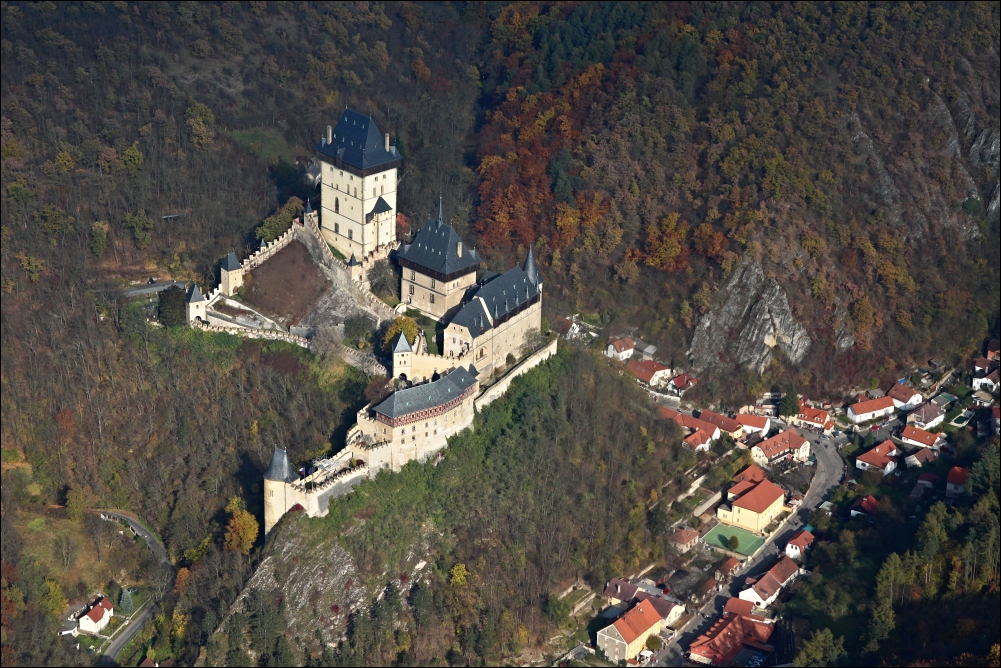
(475, 337), (558, 410)
(191, 320), (310, 349)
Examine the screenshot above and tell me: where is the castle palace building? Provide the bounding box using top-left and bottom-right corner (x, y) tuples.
(397, 200), (482, 321)
(315, 108), (401, 261)
(392, 204), (543, 384)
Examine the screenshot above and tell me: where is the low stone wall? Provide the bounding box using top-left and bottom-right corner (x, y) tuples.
(192, 321), (310, 349)
(475, 337), (558, 410)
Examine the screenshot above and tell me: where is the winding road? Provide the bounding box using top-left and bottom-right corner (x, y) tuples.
(653, 422), (847, 666)
(91, 510), (172, 666)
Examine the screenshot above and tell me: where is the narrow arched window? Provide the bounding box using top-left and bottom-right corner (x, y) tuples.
(335, 197), (339, 213)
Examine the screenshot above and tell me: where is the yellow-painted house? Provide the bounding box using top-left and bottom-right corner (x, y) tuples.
(716, 479), (786, 534)
(597, 599), (663, 662)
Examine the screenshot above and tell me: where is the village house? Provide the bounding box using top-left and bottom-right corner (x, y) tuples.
(907, 402), (945, 430)
(669, 372), (698, 395)
(855, 440), (899, 476)
(905, 447), (939, 468)
(77, 597), (114, 635)
(974, 357), (998, 374)
(631, 337), (659, 361)
(973, 369), (999, 392)
(749, 430), (811, 467)
(698, 410), (744, 440)
(596, 599), (662, 663)
(717, 479), (786, 534)
(736, 413), (771, 437)
(668, 528), (701, 554)
(785, 530), (815, 561)
(688, 598), (775, 666)
(791, 401), (834, 434)
(946, 466), (969, 498)
(553, 316), (589, 342)
(605, 336), (636, 361)
(691, 578), (721, 607)
(850, 494), (879, 517)
(716, 557), (741, 583)
(660, 407), (721, 451)
(602, 578), (639, 607)
(626, 359), (673, 388)
(887, 383), (923, 410)
(847, 396), (896, 424)
(738, 556), (801, 608)
(899, 424), (942, 450)
(987, 339), (1000, 361)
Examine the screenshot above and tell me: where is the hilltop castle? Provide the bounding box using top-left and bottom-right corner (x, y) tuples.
(259, 110), (553, 535)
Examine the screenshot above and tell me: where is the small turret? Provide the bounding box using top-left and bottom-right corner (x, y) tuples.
(185, 283), (207, 324)
(263, 447), (298, 534)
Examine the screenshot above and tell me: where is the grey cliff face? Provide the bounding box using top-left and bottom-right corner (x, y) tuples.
(689, 260), (811, 375)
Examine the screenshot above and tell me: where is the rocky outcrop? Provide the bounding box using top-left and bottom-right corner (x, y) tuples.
(689, 260), (811, 374)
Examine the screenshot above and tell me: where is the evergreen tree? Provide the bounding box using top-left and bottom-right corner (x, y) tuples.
(119, 588), (134, 615)
(779, 385), (799, 417)
(158, 286), (187, 327)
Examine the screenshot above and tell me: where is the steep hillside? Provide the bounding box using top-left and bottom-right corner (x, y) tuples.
(471, 2), (1000, 401)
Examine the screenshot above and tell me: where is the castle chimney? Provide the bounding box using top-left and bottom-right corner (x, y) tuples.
(384, 132), (390, 152)
(457, 241), (462, 257)
(327, 125), (333, 144)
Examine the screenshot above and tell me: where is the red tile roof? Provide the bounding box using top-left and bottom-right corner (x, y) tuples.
(723, 597), (754, 616)
(849, 396), (895, 416)
(852, 494), (879, 514)
(611, 599), (662, 644)
(684, 429), (713, 448)
(907, 448), (937, 465)
(748, 572), (782, 602)
(84, 597), (112, 623)
(669, 528), (700, 546)
(796, 401), (830, 426)
(699, 410), (742, 434)
(719, 557), (740, 575)
(608, 336), (636, 354)
(736, 414), (769, 430)
(856, 440), (898, 471)
(689, 607), (774, 665)
(754, 430), (808, 460)
(947, 466), (969, 486)
(888, 383), (920, 403)
(671, 373), (698, 390)
(900, 424), (939, 447)
(634, 591), (680, 620)
(787, 530), (814, 550)
(626, 359), (670, 384)
(728, 479), (758, 498)
(767, 556), (800, 586)
(732, 465), (767, 484)
(732, 480), (786, 514)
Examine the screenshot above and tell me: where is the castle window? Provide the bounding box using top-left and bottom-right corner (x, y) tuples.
(348, 229), (353, 240)
(373, 188), (376, 197)
(340, 171), (343, 177)
(430, 294), (435, 305)
(354, 188), (358, 197)
(410, 271), (416, 280)
(409, 284), (414, 296)
(430, 279), (435, 289)
(335, 198), (339, 213)
(335, 223), (340, 234)
(381, 186), (384, 195)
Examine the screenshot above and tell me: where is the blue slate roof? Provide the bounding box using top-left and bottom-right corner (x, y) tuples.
(451, 249), (541, 336)
(398, 216), (481, 277)
(187, 283), (205, 303)
(373, 366), (478, 419)
(365, 196), (393, 222)
(222, 252), (241, 271)
(264, 448), (297, 483)
(316, 108), (400, 171)
(392, 332), (413, 353)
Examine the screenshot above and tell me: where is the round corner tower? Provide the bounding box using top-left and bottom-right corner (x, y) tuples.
(263, 447), (297, 534)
